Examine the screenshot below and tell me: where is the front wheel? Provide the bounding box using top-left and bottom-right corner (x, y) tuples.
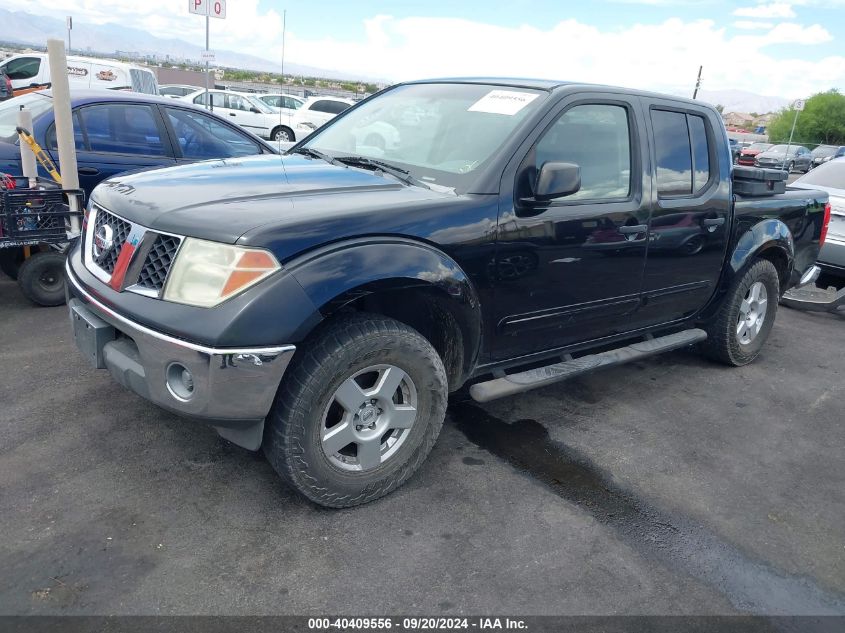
(17, 251), (67, 306)
(263, 313), (448, 508)
(787, 161), (795, 173)
(700, 259), (780, 366)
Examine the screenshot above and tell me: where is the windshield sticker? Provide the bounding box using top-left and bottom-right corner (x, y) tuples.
(468, 90), (539, 115)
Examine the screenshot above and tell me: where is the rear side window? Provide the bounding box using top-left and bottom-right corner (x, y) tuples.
(78, 104), (166, 156)
(652, 109), (712, 197)
(130, 69), (158, 95)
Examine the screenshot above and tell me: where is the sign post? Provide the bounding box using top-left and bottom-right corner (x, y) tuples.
(189, 0), (226, 109)
(784, 99), (805, 172)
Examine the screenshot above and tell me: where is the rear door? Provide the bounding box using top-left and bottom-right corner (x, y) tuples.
(635, 99), (730, 327)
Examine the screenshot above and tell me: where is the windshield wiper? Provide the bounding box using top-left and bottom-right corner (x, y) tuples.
(334, 155), (430, 189)
(289, 147), (339, 165)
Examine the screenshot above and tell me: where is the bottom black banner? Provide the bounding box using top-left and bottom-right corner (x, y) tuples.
(0, 616), (843, 633)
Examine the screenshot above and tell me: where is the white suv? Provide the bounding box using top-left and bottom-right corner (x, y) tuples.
(290, 96), (354, 141)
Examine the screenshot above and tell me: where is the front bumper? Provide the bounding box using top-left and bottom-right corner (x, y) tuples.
(66, 261), (296, 450)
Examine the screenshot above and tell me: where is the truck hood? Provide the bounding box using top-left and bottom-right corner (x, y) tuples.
(89, 154), (453, 250)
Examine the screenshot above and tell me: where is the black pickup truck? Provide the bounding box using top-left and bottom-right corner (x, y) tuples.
(65, 78), (831, 507)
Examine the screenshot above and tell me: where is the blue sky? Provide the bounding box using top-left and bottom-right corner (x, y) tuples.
(8, 0), (845, 98)
(260, 0), (844, 65)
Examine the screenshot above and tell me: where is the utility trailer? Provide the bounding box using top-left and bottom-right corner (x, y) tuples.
(0, 175), (83, 306)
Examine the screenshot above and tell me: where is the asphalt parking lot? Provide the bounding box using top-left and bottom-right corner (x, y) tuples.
(1, 276), (843, 616)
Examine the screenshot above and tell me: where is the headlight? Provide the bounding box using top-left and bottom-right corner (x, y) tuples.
(163, 238), (280, 307)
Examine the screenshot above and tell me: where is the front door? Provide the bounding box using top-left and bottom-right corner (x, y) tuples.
(492, 97), (651, 361)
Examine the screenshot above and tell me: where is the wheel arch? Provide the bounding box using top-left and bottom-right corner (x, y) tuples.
(728, 218), (794, 292)
(286, 237), (483, 389)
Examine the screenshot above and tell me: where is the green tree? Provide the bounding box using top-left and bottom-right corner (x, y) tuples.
(767, 90), (845, 145)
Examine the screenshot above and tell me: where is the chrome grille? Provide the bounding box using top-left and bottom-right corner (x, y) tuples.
(136, 234), (181, 292)
(93, 207), (132, 274)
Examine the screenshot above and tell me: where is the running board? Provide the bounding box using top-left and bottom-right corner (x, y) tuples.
(469, 328), (707, 403)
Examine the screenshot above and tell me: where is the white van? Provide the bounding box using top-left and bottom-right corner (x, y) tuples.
(0, 54), (159, 96)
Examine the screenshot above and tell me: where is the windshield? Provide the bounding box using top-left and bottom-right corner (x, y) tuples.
(245, 95), (274, 114)
(794, 160), (845, 190)
(768, 144), (793, 153)
(0, 92), (53, 143)
(302, 83), (547, 189)
(748, 143), (771, 150)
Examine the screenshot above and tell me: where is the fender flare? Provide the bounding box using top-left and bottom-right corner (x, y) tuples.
(285, 236), (483, 376)
(727, 218), (795, 285)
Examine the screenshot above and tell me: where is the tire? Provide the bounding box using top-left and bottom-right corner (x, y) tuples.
(701, 259), (780, 366)
(263, 312), (448, 508)
(787, 161), (795, 173)
(272, 126), (294, 142)
(17, 251), (67, 306)
(0, 247), (24, 280)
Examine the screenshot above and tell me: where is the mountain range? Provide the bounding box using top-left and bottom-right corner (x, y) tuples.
(0, 8), (374, 82)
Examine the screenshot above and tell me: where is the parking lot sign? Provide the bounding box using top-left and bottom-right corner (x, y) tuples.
(794, 99), (805, 112)
(189, 0), (226, 19)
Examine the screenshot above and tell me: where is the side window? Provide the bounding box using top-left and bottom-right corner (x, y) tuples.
(78, 104), (165, 156)
(165, 107), (262, 159)
(286, 97), (302, 110)
(688, 115), (710, 192)
(46, 112), (87, 151)
(532, 103), (632, 201)
(4, 57), (41, 81)
(227, 95), (249, 111)
(652, 109), (712, 197)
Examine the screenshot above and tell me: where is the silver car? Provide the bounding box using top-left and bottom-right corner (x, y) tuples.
(791, 158), (845, 277)
(756, 144), (812, 172)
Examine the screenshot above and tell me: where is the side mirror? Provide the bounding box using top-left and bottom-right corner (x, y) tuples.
(534, 162), (581, 201)
(250, 107), (261, 114)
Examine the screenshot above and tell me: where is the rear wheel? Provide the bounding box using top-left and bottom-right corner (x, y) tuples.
(272, 126), (294, 142)
(17, 251), (67, 306)
(263, 313), (448, 508)
(701, 259), (780, 366)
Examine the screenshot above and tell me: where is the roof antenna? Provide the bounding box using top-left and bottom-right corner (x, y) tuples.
(692, 65), (703, 100)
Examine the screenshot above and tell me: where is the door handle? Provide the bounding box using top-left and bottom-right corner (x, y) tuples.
(229, 113), (237, 117)
(78, 167), (99, 176)
(618, 225), (648, 234)
(703, 218), (725, 227)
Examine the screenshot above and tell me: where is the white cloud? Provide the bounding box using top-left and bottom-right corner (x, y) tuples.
(3, 0), (843, 100)
(732, 20), (776, 29)
(732, 3), (796, 18)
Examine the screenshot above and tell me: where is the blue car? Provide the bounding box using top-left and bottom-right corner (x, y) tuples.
(0, 90), (277, 197)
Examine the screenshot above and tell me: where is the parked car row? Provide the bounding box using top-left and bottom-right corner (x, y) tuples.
(159, 84), (352, 143)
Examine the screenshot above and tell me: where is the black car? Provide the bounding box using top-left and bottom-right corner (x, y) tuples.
(65, 79), (829, 507)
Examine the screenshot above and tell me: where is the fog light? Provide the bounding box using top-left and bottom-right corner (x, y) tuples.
(166, 363), (195, 401)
